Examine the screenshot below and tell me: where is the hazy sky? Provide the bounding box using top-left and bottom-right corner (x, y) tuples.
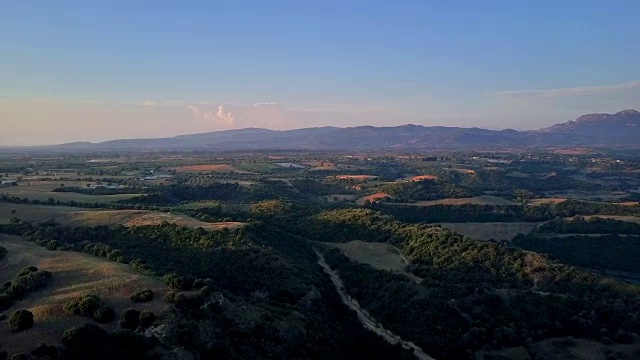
(2, 1), (640, 145)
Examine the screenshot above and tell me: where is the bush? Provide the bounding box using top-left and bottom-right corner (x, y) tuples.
(11, 354), (27, 360)
(162, 273), (188, 291)
(130, 289), (153, 303)
(164, 291), (177, 303)
(120, 309), (140, 330)
(138, 311), (155, 328)
(9, 310), (34, 332)
(31, 343), (58, 359)
(64, 294), (101, 317)
(93, 307), (115, 324)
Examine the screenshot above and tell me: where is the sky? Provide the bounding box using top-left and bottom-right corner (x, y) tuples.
(1, 1), (640, 145)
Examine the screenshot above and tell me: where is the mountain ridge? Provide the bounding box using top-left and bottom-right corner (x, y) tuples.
(24, 109), (640, 151)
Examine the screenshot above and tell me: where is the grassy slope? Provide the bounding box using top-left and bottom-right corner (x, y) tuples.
(0, 203), (243, 231)
(0, 235), (168, 355)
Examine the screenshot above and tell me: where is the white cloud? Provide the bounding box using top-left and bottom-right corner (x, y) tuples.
(491, 80), (640, 99)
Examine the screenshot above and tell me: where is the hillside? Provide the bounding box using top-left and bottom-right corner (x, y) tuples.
(0, 235), (168, 355)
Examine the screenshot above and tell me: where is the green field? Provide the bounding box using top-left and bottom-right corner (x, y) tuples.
(1, 182), (140, 203)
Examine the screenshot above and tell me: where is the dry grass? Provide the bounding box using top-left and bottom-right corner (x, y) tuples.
(166, 164), (236, 172)
(529, 198), (569, 205)
(323, 240), (421, 282)
(0, 235), (169, 355)
(335, 175), (379, 180)
(434, 222), (541, 241)
(406, 195), (517, 207)
(323, 194), (356, 203)
(409, 175), (439, 181)
(356, 192), (392, 205)
(0, 203), (244, 231)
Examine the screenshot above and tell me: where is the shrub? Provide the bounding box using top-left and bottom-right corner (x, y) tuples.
(31, 344), (58, 359)
(130, 289), (153, 303)
(120, 309), (140, 330)
(9, 268), (51, 298)
(11, 354), (27, 360)
(64, 294), (101, 317)
(164, 291), (177, 303)
(9, 310), (34, 332)
(162, 273), (187, 291)
(93, 307), (115, 324)
(138, 311), (155, 328)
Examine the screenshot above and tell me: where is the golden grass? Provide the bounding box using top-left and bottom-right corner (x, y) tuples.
(356, 192), (392, 205)
(410, 175), (439, 181)
(0, 235), (169, 354)
(528, 198), (569, 205)
(335, 175), (378, 180)
(0, 203), (244, 231)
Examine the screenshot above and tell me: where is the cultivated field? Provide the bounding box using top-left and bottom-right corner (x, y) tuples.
(0, 235), (168, 355)
(166, 164), (237, 172)
(435, 222), (541, 241)
(406, 195), (517, 206)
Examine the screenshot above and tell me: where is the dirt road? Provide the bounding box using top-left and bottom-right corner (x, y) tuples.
(314, 248), (435, 360)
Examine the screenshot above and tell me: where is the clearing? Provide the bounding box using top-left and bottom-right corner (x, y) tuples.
(322, 240), (421, 283)
(0, 235), (169, 355)
(356, 192), (392, 205)
(529, 198), (569, 205)
(405, 195), (517, 206)
(434, 222), (541, 241)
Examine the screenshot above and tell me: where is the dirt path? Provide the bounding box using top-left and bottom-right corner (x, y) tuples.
(314, 248), (435, 360)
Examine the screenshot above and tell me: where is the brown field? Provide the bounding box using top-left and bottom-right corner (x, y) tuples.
(0, 235), (168, 355)
(323, 240), (421, 282)
(356, 192), (391, 205)
(434, 222), (541, 241)
(0, 203), (244, 231)
(409, 175), (439, 181)
(335, 175), (379, 180)
(529, 198), (569, 205)
(615, 201), (640, 206)
(406, 195), (517, 207)
(166, 164), (236, 172)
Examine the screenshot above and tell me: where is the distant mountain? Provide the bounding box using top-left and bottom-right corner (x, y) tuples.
(36, 110), (640, 152)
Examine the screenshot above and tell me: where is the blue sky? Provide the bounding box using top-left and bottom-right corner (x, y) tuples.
(2, 1), (640, 144)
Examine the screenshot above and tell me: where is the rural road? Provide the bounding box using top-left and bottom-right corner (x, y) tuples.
(314, 248), (435, 360)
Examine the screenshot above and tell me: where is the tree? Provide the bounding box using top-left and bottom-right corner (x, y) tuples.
(9, 310), (34, 332)
(120, 309), (141, 330)
(139, 311), (155, 328)
(10, 209), (16, 216)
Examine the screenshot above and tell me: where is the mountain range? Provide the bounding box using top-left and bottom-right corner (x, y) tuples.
(42, 109), (640, 152)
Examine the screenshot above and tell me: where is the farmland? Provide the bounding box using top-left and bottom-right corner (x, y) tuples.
(0, 149), (640, 359)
